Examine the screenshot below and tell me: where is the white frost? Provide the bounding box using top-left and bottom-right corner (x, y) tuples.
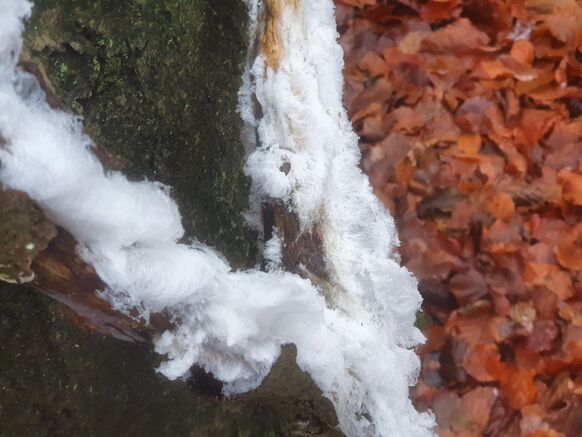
(263, 229), (283, 271)
(0, 1), (434, 436)
(242, 1), (435, 434)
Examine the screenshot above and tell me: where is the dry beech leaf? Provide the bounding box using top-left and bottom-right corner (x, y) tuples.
(511, 40), (535, 65)
(500, 366), (537, 409)
(422, 18), (490, 53)
(545, 2), (582, 44)
(421, 0), (460, 22)
(449, 268), (488, 306)
(463, 342), (504, 382)
(485, 192), (516, 221)
(554, 243), (582, 271)
(339, 0), (376, 7)
(398, 31), (427, 55)
(558, 170), (582, 206)
(457, 134), (481, 155)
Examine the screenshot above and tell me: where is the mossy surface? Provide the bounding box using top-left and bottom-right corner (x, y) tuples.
(0, 285), (282, 437)
(23, 0), (256, 266)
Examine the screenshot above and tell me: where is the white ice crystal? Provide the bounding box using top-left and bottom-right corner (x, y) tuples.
(0, 1), (434, 435)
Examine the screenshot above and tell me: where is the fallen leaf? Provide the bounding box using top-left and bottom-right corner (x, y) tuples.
(463, 342), (504, 382)
(511, 40), (535, 65)
(500, 367), (537, 409)
(558, 170), (582, 205)
(527, 319), (558, 353)
(421, 0), (460, 22)
(458, 134), (481, 155)
(554, 242), (582, 271)
(422, 18), (490, 53)
(485, 191), (516, 221)
(449, 268), (489, 306)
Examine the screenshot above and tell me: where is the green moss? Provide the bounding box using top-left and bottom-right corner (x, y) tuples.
(24, 0), (256, 266)
(0, 285), (280, 436)
(414, 310), (433, 331)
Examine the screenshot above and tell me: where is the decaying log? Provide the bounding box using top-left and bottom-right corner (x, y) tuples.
(31, 229), (159, 343)
(1, 2), (342, 434)
(0, 188), (340, 432)
(0, 62), (167, 344)
(0, 0), (333, 364)
(0, 186), (163, 343)
(0, 189), (57, 284)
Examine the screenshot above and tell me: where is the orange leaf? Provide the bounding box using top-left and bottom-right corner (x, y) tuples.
(358, 51), (388, 77)
(394, 159), (415, 184)
(421, 0), (460, 22)
(545, 2), (582, 44)
(511, 40), (535, 65)
(514, 109), (558, 146)
(398, 31), (427, 55)
(545, 267), (574, 300)
(463, 343), (505, 382)
(554, 242), (582, 271)
(338, 0), (376, 7)
(523, 262), (553, 284)
(500, 367), (537, 409)
(564, 326), (582, 363)
(485, 192), (516, 221)
(422, 18), (490, 53)
(457, 134), (481, 155)
(558, 170), (582, 205)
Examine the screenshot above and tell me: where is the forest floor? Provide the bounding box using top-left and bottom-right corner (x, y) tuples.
(336, 1), (582, 435)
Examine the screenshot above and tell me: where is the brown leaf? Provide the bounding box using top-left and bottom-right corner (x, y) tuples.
(485, 192), (516, 221)
(546, 267), (574, 300)
(558, 170), (582, 206)
(391, 106), (424, 133)
(527, 319), (558, 352)
(510, 302), (537, 333)
(554, 242), (582, 271)
(464, 342), (504, 382)
(338, 0), (376, 7)
(514, 109), (558, 147)
(564, 326), (582, 362)
(449, 268), (489, 306)
(500, 367), (537, 409)
(458, 134), (482, 155)
(421, 0), (460, 22)
(544, 2), (582, 44)
(511, 40), (535, 65)
(417, 188), (464, 219)
(422, 18), (490, 53)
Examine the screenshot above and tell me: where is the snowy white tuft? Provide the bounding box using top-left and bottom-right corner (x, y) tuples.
(0, 1), (434, 436)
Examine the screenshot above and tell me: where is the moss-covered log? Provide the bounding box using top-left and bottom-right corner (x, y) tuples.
(0, 1), (341, 435)
(23, 0), (256, 264)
